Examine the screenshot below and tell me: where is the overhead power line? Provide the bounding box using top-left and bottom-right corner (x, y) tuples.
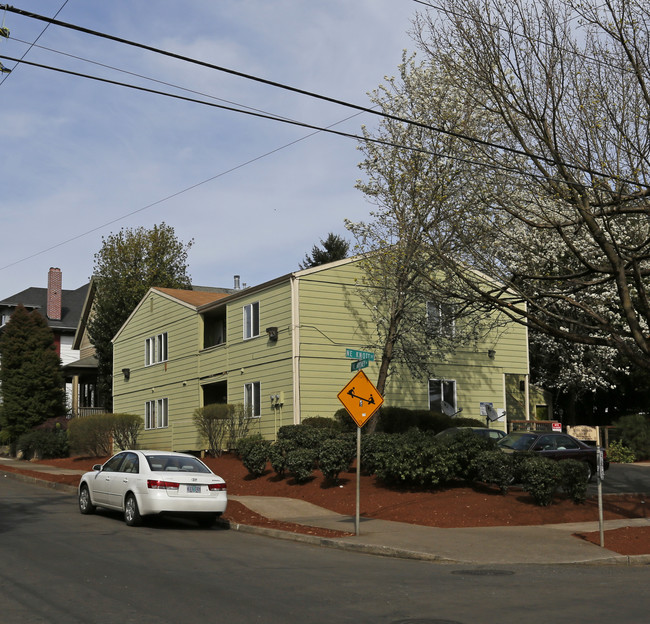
(1, 3), (643, 190)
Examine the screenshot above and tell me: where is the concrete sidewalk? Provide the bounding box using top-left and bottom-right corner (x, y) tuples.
(2, 456), (649, 565)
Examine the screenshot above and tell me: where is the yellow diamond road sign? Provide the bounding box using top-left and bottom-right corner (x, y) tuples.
(337, 369), (384, 428)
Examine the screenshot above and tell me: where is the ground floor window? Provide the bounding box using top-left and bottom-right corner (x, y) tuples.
(145, 398), (169, 429)
(429, 379), (457, 415)
(244, 382), (261, 417)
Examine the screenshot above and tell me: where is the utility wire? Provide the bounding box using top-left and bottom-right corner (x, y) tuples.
(0, 51), (599, 187)
(0, 0), (68, 85)
(1, 3), (642, 189)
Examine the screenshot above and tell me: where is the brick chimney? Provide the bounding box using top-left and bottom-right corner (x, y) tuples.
(47, 267), (62, 321)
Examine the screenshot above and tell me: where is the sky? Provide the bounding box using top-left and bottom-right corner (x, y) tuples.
(0, 1), (420, 297)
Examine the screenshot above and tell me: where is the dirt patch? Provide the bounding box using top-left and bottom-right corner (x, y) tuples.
(8, 453), (650, 555)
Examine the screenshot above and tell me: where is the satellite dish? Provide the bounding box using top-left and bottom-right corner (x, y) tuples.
(441, 401), (462, 417)
(486, 404), (500, 422)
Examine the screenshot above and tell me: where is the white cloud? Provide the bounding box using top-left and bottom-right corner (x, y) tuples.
(0, 0), (416, 295)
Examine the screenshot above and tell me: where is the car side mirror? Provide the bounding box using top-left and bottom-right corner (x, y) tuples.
(92, 464), (102, 471)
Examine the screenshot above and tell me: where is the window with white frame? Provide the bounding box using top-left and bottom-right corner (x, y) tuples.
(243, 302), (260, 340)
(145, 398), (169, 429)
(429, 379), (457, 415)
(244, 381), (261, 417)
(145, 332), (168, 366)
(426, 301), (456, 338)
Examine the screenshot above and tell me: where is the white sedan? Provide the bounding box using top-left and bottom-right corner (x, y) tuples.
(78, 450), (227, 527)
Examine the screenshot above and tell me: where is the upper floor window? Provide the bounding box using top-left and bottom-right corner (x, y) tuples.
(145, 332), (168, 366)
(426, 301), (456, 338)
(243, 302), (260, 340)
(145, 398), (169, 429)
(203, 309), (226, 348)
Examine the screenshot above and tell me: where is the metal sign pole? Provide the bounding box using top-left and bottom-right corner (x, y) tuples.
(597, 446), (604, 548)
(355, 426), (361, 536)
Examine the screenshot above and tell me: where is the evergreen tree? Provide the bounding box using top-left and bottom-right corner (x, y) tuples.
(299, 233), (349, 269)
(88, 222), (193, 409)
(0, 304), (65, 445)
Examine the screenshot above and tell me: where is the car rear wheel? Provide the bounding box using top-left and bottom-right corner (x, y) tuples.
(78, 484), (96, 515)
(124, 494), (142, 527)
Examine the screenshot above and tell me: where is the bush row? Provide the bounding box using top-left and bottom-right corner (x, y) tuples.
(67, 413), (142, 456)
(237, 424), (590, 505)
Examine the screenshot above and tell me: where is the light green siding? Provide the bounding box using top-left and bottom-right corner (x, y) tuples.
(112, 258), (530, 449)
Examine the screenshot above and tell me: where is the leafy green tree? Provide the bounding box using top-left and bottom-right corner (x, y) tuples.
(299, 232), (349, 269)
(88, 223), (193, 409)
(0, 304), (65, 446)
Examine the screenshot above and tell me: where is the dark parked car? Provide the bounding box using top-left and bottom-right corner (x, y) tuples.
(497, 431), (609, 481)
(435, 426), (506, 441)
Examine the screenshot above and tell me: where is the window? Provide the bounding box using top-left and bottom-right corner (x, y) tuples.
(243, 302), (260, 339)
(429, 379), (457, 415)
(426, 302), (455, 338)
(145, 332), (168, 366)
(244, 382), (261, 417)
(145, 398), (169, 429)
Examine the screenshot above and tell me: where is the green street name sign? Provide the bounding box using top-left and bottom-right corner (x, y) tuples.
(351, 359), (370, 372)
(345, 349), (375, 361)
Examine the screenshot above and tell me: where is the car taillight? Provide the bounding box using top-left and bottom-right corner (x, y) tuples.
(147, 479), (179, 490)
(208, 483), (226, 491)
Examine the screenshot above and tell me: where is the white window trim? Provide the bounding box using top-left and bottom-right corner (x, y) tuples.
(145, 332), (168, 366)
(145, 398), (169, 429)
(243, 302), (260, 340)
(244, 382), (261, 418)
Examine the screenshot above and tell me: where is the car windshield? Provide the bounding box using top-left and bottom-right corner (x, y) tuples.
(145, 455), (212, 474)
(498, 433), (537, 450)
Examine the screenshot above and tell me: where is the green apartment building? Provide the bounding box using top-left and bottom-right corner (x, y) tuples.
(112, 258), (529, 452)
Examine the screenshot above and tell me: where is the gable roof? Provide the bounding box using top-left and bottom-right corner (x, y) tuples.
(154, 287), (231, 307)
(112, 286), (233, 343)
(0, 283), (90, 332)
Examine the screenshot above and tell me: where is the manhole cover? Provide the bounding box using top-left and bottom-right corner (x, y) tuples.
(391, 620), (462, 624)
(451, 569), (515, 576)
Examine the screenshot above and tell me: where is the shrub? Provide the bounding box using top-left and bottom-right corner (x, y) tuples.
(234, 433), (264, 459)
(111, 413), (143, 451)
(269, 438), (297, 476)
(67, 414), (114, 456)
(278, 424), (329, 448)
(373, 430), (453, 487)
(318, 436), (355, 482)
(472, 449), (515, 494)
(285, 448), (317, 483)
(518, 455), (561, 506)
(333, 408), (358, 433)
(560, 460), (589, 504)
(226, 403), (253, 450)
(360, 432), (394, 475)
(241, 438), (271, 477)
(16, 429), (69, 459)
(302, 416), (342, 433)
(436, 429), (494, 481)
(607, 439), (636, 463)
(613, 414), (650, 460)
(193, 404), (231, 456)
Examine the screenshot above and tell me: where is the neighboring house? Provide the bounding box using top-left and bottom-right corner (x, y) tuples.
(0, 267), (89, 410)
(112, 257), (530, 452)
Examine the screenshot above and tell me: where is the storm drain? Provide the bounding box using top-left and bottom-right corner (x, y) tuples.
(391, 620), (463, 624)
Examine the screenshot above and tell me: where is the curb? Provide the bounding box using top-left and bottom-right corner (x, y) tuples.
(4, 469), (650, 566)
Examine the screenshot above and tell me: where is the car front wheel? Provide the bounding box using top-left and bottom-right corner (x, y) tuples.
(124, 494), (142, 527)
(78, 484), (96, 515)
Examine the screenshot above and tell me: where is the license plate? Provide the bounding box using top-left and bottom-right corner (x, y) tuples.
(186, 485), (201, 494)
